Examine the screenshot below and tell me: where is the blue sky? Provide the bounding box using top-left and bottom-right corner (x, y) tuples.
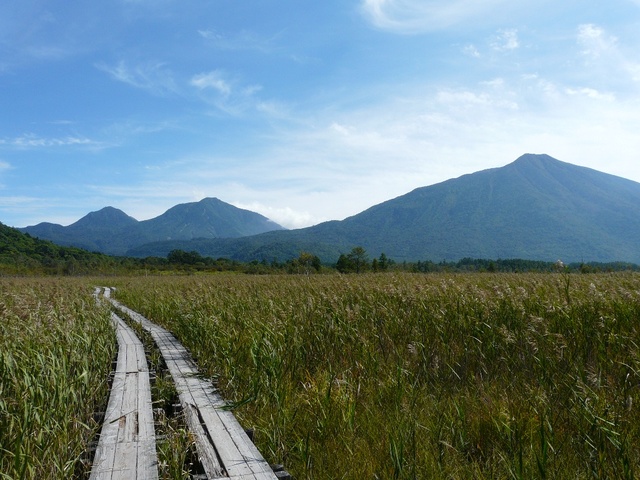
(2, 0), (640, 229)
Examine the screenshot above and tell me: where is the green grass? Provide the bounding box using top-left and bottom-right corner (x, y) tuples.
(0, 279), (115, 479)
(3, 273), (640, 479)
(112, 272), (640, 479)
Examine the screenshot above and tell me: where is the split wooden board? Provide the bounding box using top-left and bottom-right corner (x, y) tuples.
(89, 309), (158, 480)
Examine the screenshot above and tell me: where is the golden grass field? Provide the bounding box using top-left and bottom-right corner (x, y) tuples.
(3, 272), (640, 479)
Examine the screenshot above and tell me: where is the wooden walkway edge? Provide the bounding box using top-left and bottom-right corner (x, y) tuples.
(104, 288), (278, 480)
(89, 305), (158, 479)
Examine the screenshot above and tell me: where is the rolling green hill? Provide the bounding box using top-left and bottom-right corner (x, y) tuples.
(0, 222), (119, 274)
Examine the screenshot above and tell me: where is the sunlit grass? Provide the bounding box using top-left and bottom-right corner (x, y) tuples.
(112, 272), (640, 479)
(0, 278), (115, 479)
(4, 273), (637, 478)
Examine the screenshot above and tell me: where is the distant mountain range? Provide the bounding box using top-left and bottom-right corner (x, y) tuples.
(19, 197), (285, 256)
(19, 154), (640, 263)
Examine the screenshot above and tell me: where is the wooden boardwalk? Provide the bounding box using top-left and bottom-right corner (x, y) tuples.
(100, 288), (278, 480)
(89, 308), (158, 479)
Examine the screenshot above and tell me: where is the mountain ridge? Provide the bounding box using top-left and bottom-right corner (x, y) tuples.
(20, 197), (285, 255)
(127, 154), (640, 263)
(18, 154), (640, 263)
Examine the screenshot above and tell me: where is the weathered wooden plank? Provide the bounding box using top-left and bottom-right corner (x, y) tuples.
(184, 403), (227, 478)
(110, 441), (137, 480)
(137, 371), (155, 439)
(89, 305), (158, 480)
(108, 297), (277, 480)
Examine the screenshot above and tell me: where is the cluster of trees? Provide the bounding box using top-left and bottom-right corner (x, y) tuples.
(166, 249), (323, 275)
(335, 247), (392, 273)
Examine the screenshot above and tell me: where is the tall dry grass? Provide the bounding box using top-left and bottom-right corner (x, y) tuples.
(112, 272), (640, 479)
(0, 279), (115, 479)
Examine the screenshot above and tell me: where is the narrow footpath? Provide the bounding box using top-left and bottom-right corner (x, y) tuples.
(91, 287), (279, 480)
(89, 308), (158, 479)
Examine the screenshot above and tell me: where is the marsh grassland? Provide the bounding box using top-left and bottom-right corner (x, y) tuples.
(0, 278), (115, 479)
(112, 272), (640, 479)
(3, 273), (640, 479)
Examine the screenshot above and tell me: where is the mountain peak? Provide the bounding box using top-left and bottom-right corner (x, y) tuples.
(70, 206), (138, 229)
(20, 197), (284, 255)
(512, 153), (558, 165)
(150, 197), (284, 238)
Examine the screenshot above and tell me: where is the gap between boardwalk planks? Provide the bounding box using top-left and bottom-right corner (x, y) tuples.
(104, 288), (278, 480)
(89, 298), (158, 480)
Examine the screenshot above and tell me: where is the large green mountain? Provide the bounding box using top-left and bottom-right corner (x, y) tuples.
(20, 197), (285, 255)
(127, 154), (640, 263)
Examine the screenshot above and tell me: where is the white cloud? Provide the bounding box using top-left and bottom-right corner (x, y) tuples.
(255, 101), (293, 120)
(574, 24), (640, 85)
(190, 71), (268, 116)
(96, 60), (179, 96)
(233, 202), (315, 229)
(360, 0), (513, 33)
(463, 44), (481, 58)
(191, 70), (232, 96)
(1, 134), (104, 149)
(491, 29), (519, 51)
(577, 24), (617, 58)
(565, 87), (615, 101)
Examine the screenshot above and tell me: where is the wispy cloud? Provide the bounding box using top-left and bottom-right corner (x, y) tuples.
(575, 24), (640, 85)
(491, 29), (519, 51)
(0, 195), (57, 227)
(191, 70), (232, 96)
(565, 87), (615, 101)
(578, 24), (617, 59)
(0, 134), (104, 149)
(190, 70), (266, 115)
(462, 44), (481, 58)
(198, 29), (277, 53)
(96, 60), (180, 96)
(360, 0), (511, 33)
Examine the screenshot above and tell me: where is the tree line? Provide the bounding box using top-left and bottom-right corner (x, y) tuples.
(2, 220), (638, 275)
(161, 247), (640, 274)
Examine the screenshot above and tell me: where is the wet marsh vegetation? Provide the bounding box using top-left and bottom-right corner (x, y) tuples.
(0, 279), (115, 479)
(3, 273), (640, 479)
(112, 272), (640, 479)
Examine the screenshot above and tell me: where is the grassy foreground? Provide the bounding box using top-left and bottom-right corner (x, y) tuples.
(112, 272), (640, 479)
(0, 279), (115, 479)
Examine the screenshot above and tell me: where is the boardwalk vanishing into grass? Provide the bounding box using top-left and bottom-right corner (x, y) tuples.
(91, 287), (279, 480)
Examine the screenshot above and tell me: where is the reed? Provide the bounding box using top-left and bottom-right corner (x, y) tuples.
(0, 278), (115, 479)
(58, 272), (640, 478)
